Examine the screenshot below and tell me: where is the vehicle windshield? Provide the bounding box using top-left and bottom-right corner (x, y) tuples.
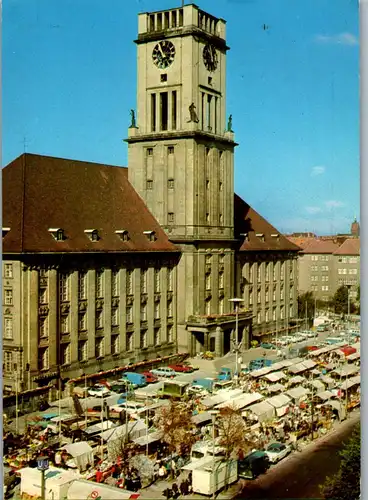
(267, 444), (281, 451)
(192, 451), (205, 459)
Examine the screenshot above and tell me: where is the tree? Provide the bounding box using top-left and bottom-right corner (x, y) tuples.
(154, 399), (197, 456)
(297, 291), (315, 320)
(320, 424), (360, 500)
(331, 286), (356, 315)
(216, 405), (252, 460)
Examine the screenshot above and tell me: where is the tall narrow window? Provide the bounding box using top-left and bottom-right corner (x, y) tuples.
(214, 96), (218, 134)
(112, 270), (119, 297)
(160, 92), (168, 131)
(126, 270), (133, 295)
(171, 10), (177, 28)
(96, 271), (103, 298)
(207, 94), (212, 131)
(201, 92), (205, 130)
(59, 274), (69, 302)
(78, 271), (87, 300)
(171, 90), (177, 130)
(151, 94), (156, 132)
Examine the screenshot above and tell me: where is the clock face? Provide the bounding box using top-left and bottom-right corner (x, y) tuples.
(152, 40), (176, 69)
(203, 43), (218, 72)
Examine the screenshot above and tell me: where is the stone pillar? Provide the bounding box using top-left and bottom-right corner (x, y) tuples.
(29, 269), (40, 372)
(204, 331), (209, 351)
(242, 325), (250, 350)
(215, 326), (224, 357)
(48, 269), (58, 368)
(70, 272), (78, 365)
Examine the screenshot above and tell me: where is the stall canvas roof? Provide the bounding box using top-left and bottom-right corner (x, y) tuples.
(309, 343), (347, 357)
(265, 394), (291, 408)
(315, 390), (334, 401)
(84, 420), (116, 435)
(61, 441), (93, 457)
(215, 392), (264, 411)
(248, 400), (275, 417)
(191, 411), (213, 425)
(332, 364), (360, 378)
(286, 386), (311, 399)
(310, 380), (325, 391)
(268, 383), (286, 394)
(339, 375), (360, 390)
(66, 479), (138, 500)
(346, 352), (360, 361)
(351, 342), (360, 352)
(320, 375), (335, 385)
(99, 420), (147, 442)
(288, 375), (305, 385)
(263, 371), (287, 383)
(132, 430), (163, 446)
(339, 347), (357, 356)
(250, 366), (274, 378)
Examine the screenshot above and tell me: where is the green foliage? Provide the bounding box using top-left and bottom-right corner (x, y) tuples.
(331, 286), (357, 315)
(297, 291), (315, 319)
(320, 424), (360, 500)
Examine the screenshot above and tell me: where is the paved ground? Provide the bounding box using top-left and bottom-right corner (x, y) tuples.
(237, 412), (360, 499)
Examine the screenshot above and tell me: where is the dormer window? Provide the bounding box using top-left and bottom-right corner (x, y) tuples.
(240, 232), (249, 242)
(271, 233), (279, 239)
(48, 228), (65, 241)
(256, 233), (265, 242)
(2, 227), (10, 238)
(143, 230), (156, 242)
(85, 229), (100, 242)
(115, 230), (130, 242)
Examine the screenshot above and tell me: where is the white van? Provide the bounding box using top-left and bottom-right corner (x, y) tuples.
(190, 440), (226, 461)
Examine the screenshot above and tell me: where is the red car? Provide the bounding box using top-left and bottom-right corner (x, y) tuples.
(142, 371), (159, 384)
(168, 364), (194, 373)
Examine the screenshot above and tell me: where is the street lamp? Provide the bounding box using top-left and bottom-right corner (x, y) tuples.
(229, 298), (244, 384)
(208, 409), (219, 499)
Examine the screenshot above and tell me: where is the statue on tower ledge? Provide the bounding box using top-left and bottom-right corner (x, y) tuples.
(187, 103), (199, 123)
(129, 109), (137, 128)
(227, 114), (233, 132)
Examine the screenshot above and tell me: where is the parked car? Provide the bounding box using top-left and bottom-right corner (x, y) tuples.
(238, 451), (270, 479)
(120, 372), (147, 388)
(217, 367), (232, 381)
(264, 442), (292, 463)
(109, 382), (130, 394)
(142, 371), (159, 384)
(168, 364), (194, 373)
(260, 342), (276, 350)
(150, 367), (177, 378)
(88, 384), (111, 397)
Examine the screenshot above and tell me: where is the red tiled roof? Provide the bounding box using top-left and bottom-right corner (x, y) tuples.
(234, 195), (300, 252)
(2, 154), (179, 254)
(287, 236), (317, 250)
(301, 239), (340, 254)
(333, 238), (360, 256)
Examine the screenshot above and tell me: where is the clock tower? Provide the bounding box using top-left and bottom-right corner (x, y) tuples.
(126, 4), (238, 353)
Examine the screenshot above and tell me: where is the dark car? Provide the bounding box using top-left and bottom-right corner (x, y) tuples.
(238, 451), (271, 480)
(260, 342), (276, 350)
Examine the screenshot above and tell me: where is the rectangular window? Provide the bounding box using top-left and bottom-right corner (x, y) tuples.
(4, 317), (13, 339)
(96, 271), (103, 298)
(39, 288), (48, 304)
(140, 303), (147, 321)
(272, 308), (276, 321)
(168, 299), (173, 317)
(265, 263), (270, 281)
(4, 351), (13, 372)
(290, 286), (293, 298)
(257, 290), (261, 303)
(39, 317), (48, 338)
(280, 287), (284, 300)
(206, 273), (211, 290)
(273, 288), (276, 301)
(207, 94), (212, 131)
(168, 179), (174, 189)
(151, 94), (156, 132)
(280, 307), (284, 320)
(172, 90), (177, 130)
(280, 263), (285, 280)
(78, 313), (86, 331)
(154, 268), (160, 292)
(219, 298), (224, 314)
(126, 269), (133, 295)
(154, 328), (161, 346)
(61, 343), (71, 365)
(167, 268), (173, 291)
(167, 325), (174, 343)
(96, 310), (103, 329)
(95, 338), (104, 358)
(112, 307), (119, 326)
(146, 180), (153, 190)
(126, 305), (133, 324)
(4, 264), (13, 278)
(201, 92), (205, 129)
(59, 273), (70, 302)
(79, 339), (88, 362)
(168, 212), (175, 223)
(160, 92), (168, 131)
(111, 335), (120, 355)
(154, 301), (160, 319)
(168, 146), (174, 154)
(39, 347), (49, 370)
(112, 270), (119, 297)
(147, 148), (153, 157)
(257, 312), (261, 324)
(265, 288), (269, 302)
(219, 213), (223, 224)
(77, 271), (86, 300)
(214, 96), (218, 134)
(60, 314), (69, 334)
(219, 181), (223, 191)
(257, 266), (262, 282)
(219, 272), (224, 289)
(126, 332), (133, 351)
(141, 269), (147, 293)
(140, 330), (148, 348)
(4, 288), (13, 306)
(206, 180), (210, 190)
(349, 257), (358, 264)
(273, 265), (277, 281)
(205, 299), (211, 315)
(265, 310), (269, 322)
(249, 288), (253, 305)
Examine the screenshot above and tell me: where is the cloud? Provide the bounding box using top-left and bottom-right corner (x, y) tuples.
(314, 32), (358, 46)
(305, 206), (322, 214)
(324, 200), (345, 211)
(311, 165), (325, 176)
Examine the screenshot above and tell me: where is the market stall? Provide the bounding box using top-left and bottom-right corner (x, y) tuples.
(215, 392), (263, 411)
(286, 386), (310, 404)
(267, 383), (285, 394)
(287, 375), (305, 387)
(66, 478), (140, 500)
(247, 401), (275, 422)
(262, 371), (287, 383)
(60, 441), (94, 471)
(265, 394), (291, 417)
(20, 467), (79, 500)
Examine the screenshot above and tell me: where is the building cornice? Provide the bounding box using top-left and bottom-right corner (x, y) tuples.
(125, 130), (238, 147)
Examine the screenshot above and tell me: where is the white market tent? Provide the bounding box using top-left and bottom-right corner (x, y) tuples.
(288, 375), (305, 385)
(286, 386), (310, 402)
(319, 375), (335, 388)
(132, 430), (163, 446)
(265, 394), (291, 417)
(20, 467), (79, 500)
(346, 352), (360, 361)
(308, 343), (347, 357)
(67, 479), (138, 500)
(322, 400), (346, 420)
(250, 366), (274, 378)
(339, 375), (361, 391)
(268, 383), (286, 394)
(99, 420), (147, 442)
(84, 420), (116, 436)
(215, 392), (263, 411)
(263, 371), (287, 383)
(60, 442), (94, 471)
(288, 360), (316, 374)
(331, 364), (360, 378)
(247, 401), (275, 422)
(310, 380), (326, 392)
(314, 390), (335, 401)
(201, 388), (243, 409)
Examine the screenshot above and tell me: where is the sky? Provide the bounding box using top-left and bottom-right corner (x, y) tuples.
(3, 0), (360, 235)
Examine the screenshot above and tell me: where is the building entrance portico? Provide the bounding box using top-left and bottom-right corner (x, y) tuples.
(186, 311), (253, 357)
